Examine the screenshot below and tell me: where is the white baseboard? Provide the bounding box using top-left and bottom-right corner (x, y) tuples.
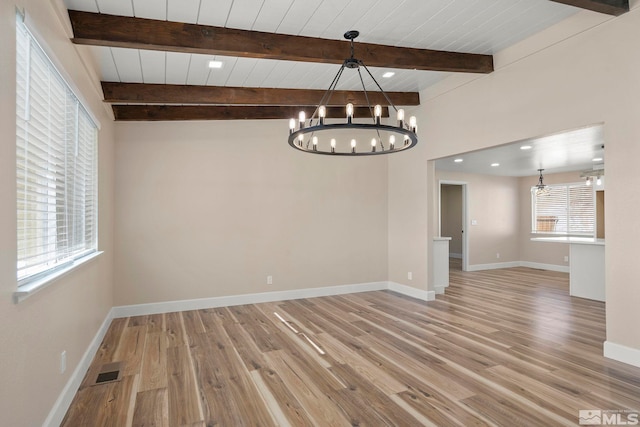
(519, 261), (569, 273)
(435, 286), (446, 295)
(388, 281), (435, 301)
(467, 261), (569, 273)
(112, 281), (390, 318)
(466, 261), (520, 272)
(43, 308), (115, 427)
(604, 341), (640, 368)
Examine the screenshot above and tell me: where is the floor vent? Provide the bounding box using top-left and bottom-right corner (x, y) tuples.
(93, 361), (122, 385)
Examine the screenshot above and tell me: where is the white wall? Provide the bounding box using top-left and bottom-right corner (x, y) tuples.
(413, 6), (640, 356)
(0, 0), (115, 425)
(114, 120), (389, 305)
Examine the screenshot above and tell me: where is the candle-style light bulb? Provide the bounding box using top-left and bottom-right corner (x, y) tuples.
(330, 138), (336, 153)
(289, 118), (296, 133)
(318, 105), (326, 125)
(346, 103), (354, 123)
(409, 116), (417, 132)
(397, 109), (405, 127)
(298, 134), (304, 147)
(374, 104), (382, 124)
(586, 178), (592, 186)
(389, 135), (395, 150)
(299, 111), (306, 129)
(404, 135), (410, 146)
(351, 139), (356, 153)
(312, 136), (318, 151)
(371, 138), (377, 153)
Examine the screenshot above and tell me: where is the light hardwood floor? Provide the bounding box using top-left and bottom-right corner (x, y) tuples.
(62, 265), (640, 426)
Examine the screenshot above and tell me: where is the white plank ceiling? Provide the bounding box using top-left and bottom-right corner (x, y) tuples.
(64, 0), (580, 92)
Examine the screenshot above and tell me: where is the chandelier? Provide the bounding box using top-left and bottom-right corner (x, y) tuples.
(535, 169), (550, 195)
(287, 30), (418, 156)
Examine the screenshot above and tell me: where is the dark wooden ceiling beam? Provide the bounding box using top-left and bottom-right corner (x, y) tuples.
(112, 105), (389, 121)
(101, 82), (420, 106)
(550, 0), (629, 15)
(69, 10), (493, 74)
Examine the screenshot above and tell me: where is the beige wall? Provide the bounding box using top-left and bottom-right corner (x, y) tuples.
(113, 120), (388, 305)
(0, 0), (115, 426)
(440, 184), (463, 255)
(417, 7), (640, 352)
(436, 171), (520, 266)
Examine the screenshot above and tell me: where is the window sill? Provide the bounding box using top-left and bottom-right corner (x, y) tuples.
(13, 251), (104, 304)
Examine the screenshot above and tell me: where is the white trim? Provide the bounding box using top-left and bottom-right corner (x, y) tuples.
(112, 281), (389, 318)
(435, 286), (446, 295)
(467, 261), (569, 273)
(604, 341), (640, 368)
(519, 261), (570, 273)
(466, 261), (521, 272)
(388, 281), (435, 301)
(449, 253), (463, 259)
(43, 308), (115, 427)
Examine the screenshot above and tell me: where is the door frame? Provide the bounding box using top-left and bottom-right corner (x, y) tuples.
(438, 180), (469, 271)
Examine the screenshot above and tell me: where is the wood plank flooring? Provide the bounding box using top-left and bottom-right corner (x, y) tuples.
(62, 265), (640, 426)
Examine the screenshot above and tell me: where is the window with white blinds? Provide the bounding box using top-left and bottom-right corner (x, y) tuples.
(531, 183), (595, 236)
(16, 16), (98, 285)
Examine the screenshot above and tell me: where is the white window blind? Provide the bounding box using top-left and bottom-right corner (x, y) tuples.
(531, 183), (594, 236)
(16, 16), (98, 285)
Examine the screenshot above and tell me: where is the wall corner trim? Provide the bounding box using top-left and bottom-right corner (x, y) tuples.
(388, 281), (435, 301)
(604, 341), (640, 369)
(43, 308), (115, 427)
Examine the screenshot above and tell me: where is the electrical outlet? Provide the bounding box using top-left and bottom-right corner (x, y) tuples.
(564, 256), (569, 262)
(496, 253), (500, 259)
(60, 351), (66, 374)
(408, 272), (413, 280)
(267, 275), (273, 285)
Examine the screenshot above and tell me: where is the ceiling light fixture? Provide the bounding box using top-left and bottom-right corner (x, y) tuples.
(208, 60), (223, 69)
(520, 145), (532, 150)
(382, 72), (395, 78)
(535, 169), (550, 195)
(287, 31), (417, 156)
(592, 157), (603, 162)
(491, 163), (500, 167)
(454, 158), (463, 163)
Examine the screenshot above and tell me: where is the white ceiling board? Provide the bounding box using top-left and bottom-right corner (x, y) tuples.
(205, 56), (238, 86)
(275, 0), (324, 35)
(111, 47), (143, 83)
(251, 0), (295, 33)
(186, 54), (212, 86)
(167, 0), (200, 24)
(197, 0), (233, 27)
(86, 46), (119, 81)
(297, 0), (353, 38)
(95, 0), (133, 16)
(224, 57), (261, 87)
(139, 50), (166, 84)
(435, 125), (605, 177)
(165, 52), (191, 84)
(132, 0), (167, 20)
(243, 59), (279, 88)
(225, 0), (264, 30)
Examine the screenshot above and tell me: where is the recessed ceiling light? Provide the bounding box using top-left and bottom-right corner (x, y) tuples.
(208, 60), (223, 69)
(491, 163), (500, 167)
(520, 145), (532, 150)
(454, 158), (463, 163)
(592, 157), (603, 162)
(382, 72), (395, 78)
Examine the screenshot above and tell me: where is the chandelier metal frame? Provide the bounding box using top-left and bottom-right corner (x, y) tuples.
(287, 30), (418, 156)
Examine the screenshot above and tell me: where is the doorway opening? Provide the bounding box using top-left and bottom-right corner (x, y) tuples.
(439, 181), (468, 271)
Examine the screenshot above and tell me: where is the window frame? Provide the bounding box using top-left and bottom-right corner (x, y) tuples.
(15, 13), (100, 300)
(531, 181), (596, 237)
